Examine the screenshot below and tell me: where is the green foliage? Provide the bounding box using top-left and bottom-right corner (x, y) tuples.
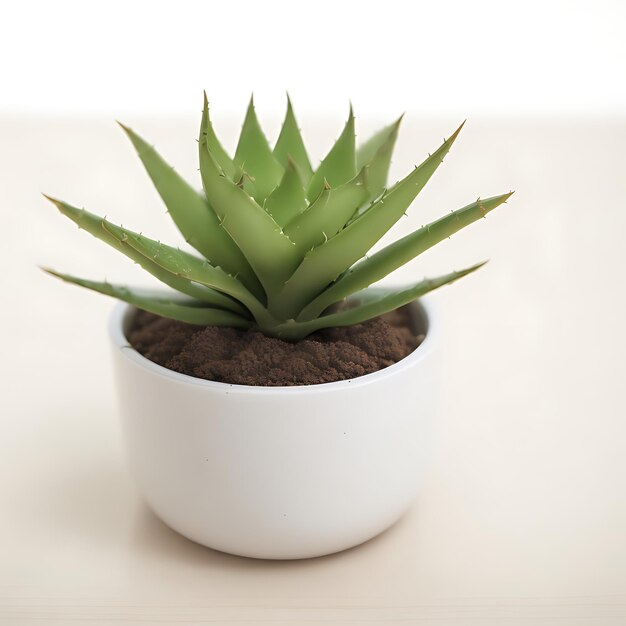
(45, 95), (512, 340)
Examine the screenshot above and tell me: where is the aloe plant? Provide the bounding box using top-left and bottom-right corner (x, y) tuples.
(44, 94), (512, 340)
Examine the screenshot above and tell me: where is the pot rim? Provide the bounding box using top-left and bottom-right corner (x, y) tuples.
(108, 296), (440, 395)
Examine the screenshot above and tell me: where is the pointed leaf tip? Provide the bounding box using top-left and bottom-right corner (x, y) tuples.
(447, 120), (466, 144)
(471, 259), (489, 270)
(42, 194), (65, 211)
(306, 108), (357, 200)
(234, 95), (283, 202)
(274, 99), (313, 182)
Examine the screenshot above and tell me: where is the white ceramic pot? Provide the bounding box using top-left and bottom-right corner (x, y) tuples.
(109, 298), (440, 559)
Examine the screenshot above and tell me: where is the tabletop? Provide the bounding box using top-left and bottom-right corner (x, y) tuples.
(1, 115), (625, 625)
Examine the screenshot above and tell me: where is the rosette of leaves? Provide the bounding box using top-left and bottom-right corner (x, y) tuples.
(44, 94), (512, 340)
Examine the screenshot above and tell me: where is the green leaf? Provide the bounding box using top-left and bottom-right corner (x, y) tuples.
(199, 142), (299, 299)
(273, 95), (313, 182)
(275, 122), (465, 318)
(44, 195), (249, 317)
(42, 269), (253, 328)
(118, 122), (259, 293)
(264, 158), (307, 226)
(103, 224), (270, 324)
(299, 192), (512, 320)
(283, 169), (369, 257)
(198, 97), (263, 299)
(234, 96), (284, 203)
(270, 263), (486, 340)
(356, 115), (403, 205)
(200, 92), (238, 180)
(357, 117), (400, 168)
(306, 107), (356, 201)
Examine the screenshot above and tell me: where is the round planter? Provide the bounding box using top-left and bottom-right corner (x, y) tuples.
(109, 298), (441, 559)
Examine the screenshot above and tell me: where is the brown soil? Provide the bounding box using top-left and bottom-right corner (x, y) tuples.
(128, 307), (423, 387)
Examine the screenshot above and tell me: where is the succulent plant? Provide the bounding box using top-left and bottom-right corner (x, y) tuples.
(44, 94), (512, 340)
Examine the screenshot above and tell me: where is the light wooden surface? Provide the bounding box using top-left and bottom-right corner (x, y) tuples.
(1, 117), (625, 625)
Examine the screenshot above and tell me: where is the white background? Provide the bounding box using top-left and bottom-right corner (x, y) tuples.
(2, 0), (625, 119)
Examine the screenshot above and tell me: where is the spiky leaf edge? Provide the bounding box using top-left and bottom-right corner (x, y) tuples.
(269, 263), (486, 340)
(42, 269), (252, 328)
(274, 122), (465, 318)
(44, 195), (249, 317)
(299, 191), (512, 320)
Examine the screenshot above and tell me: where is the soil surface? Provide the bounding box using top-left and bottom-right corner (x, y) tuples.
(128, 307), (422, 386)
